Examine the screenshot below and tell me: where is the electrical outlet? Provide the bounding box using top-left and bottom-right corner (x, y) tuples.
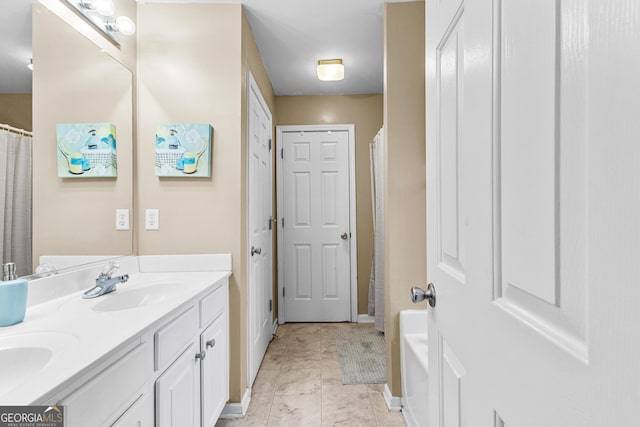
(145, 209), (159, 230)
(115, 209), (130, 230)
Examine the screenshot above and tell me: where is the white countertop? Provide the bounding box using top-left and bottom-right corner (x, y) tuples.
(0, 255), (231, 405)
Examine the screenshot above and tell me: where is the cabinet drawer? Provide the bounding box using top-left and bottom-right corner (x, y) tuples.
(199, 282), (226, 327)
(61, 343), (148, 427)
(111, 394), (153, 427)
(155, 305), (198, 372)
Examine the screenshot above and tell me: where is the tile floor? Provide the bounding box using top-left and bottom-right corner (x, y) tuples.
(216, 322), (406, 427)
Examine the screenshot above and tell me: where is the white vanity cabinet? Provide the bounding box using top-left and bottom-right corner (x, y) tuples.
(154, 279), (230, 427)
(46, 275), (229, 427)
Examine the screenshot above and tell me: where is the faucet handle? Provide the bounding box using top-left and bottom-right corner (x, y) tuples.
(101, 261), (120, 277)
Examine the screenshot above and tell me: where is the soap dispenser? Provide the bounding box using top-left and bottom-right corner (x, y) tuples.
(0, 263), (28, 327)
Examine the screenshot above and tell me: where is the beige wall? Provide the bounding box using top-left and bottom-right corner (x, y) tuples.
(136, 2), (244, 401)
(32, 2), (135, 269)
(275, 94), (383, 315)
(0, 94), (32, 131)
(137, 3), (275, 403)
(383, 1), (426, 397)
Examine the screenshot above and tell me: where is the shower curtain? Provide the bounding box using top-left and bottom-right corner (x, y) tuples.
(0, 127), (32, 277)
(368, 128), (385, 332)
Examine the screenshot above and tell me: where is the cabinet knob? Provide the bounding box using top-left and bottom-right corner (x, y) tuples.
(195, 350), (206, 360)
(206, 339), (216, 348)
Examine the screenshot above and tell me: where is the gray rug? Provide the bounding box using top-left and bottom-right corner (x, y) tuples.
(335, 328), (386, 384)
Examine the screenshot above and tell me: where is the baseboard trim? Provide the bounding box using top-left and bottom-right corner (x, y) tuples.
(357, 314), (375, 323)
(220, 388), (251, 419)
(383, 383), (402, 412)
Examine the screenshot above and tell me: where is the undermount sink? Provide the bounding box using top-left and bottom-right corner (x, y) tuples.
(90, 283), (177, 312)
(0, 332), (78, 397)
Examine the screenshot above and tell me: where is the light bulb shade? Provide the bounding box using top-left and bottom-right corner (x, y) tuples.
(317, 59), (344, 81)
(114, 16), (136, 35)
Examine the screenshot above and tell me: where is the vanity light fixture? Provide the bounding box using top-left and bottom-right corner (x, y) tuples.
(106, 16), (136, 36)
(317, 58), (344, 81)
(27, 58), (33, 71)
(80, 0), (115, 16)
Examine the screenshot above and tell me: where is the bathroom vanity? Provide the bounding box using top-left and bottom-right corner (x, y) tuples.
(0, 254), (231, 427)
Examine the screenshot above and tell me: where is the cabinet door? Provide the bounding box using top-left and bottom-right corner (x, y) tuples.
(156, 343), (200, 427)
(201, 314), (228, 427)
(111, 395), (153, 427)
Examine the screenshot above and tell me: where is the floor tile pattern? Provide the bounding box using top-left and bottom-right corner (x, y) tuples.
(216, 323), (406, 426)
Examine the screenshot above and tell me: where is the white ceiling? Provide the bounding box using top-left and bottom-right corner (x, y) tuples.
(0, 0), (420, 95)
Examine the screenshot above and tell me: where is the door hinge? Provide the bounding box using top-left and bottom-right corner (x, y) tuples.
(269, 299), (273, 312)
(268, 139), (272, 151)
(269, 216), (273, 230)
(280, 148), (283, 159)
(282, 217), (284, 228)
(283, 287), (285, 297)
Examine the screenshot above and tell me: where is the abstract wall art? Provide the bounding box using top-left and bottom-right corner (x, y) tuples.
(155, 123), (213, 177)
(56, 123), (117, 178)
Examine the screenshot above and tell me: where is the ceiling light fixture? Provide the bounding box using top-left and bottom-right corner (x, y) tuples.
(27, 58), (33, 71)
(106, 16), (136, 35)
(317, 59), (344, 81)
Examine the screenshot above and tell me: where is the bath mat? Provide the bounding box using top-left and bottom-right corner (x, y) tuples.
(335, 327), (386, 384)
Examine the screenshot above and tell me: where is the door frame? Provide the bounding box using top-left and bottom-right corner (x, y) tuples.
(246, 71), (273, 387)
(276, 124), (358, 323)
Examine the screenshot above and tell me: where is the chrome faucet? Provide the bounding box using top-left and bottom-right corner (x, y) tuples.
(82, 262), (129, 299)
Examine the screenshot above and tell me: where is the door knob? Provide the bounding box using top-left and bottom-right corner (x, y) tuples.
(206, 339), (216, 348)
(410, 283), (436, 308)
(195, 350), (206, 360)
(251, 246), (262, 256)
(340, 232), (348, 240)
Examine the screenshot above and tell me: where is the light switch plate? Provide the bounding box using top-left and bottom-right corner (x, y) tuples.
(116, 209), (130, 230)
(145, 209), (159, 230)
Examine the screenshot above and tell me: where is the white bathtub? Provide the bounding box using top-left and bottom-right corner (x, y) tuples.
(400, 309), (429, 427)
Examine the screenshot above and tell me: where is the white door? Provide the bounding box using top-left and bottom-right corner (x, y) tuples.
(248, 73), (273, 385)
(426, 0), (640, 425)
(281, 129), (351, 322)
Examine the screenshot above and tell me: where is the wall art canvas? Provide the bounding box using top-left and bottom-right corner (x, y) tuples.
(155, 123), (212, 177)
(56, 123), (117, 178)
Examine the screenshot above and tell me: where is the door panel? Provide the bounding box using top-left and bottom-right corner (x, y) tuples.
(440, 337), (465, 427)
(500, 0), (558, 306)
(437, 6), (465, 285)
(200, 315), (228, 426)
(282, 130), (351, 322)
(294, 172), (311, 226)
(155, 344), (199, 427)
(494, 0), (587, 358)
(294, 244), (312, 299)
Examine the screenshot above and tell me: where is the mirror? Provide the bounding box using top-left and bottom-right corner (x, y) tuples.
(25, 3), (134, 277)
